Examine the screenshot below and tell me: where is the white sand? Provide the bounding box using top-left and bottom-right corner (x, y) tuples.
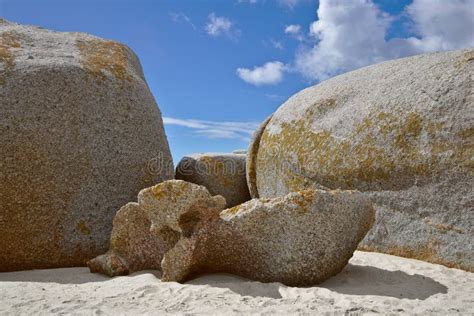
(1, 251), (473, 315)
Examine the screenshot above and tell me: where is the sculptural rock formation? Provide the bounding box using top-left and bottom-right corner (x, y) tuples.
(247, 48), (474, 271)
(0, 19), (174, 271)
(161, 189), (374, 286)
(89, 179), (373, 286)
(88, 180), (227, 276)
(176, 153), (251, 207)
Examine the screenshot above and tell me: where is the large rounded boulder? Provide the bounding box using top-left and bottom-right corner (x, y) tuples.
(0, 20), (174, 271)
(248, 48), (474, 271)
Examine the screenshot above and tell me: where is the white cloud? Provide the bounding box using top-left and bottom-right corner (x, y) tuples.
(205, 13), (240, 39)
(238, 0), (258, 4)
(284, 24), (301, 34)
(294, 0), (474, 81)
(236, 61), (285, 86)
(169, 12), (196, 30)
(163, 117), (259, 141)
(405, 0), (474, 52)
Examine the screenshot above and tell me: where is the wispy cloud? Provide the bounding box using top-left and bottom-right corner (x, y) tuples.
(169, 12), (196, 30)
(163, 117), (259, 141)
(205, 13), (241, 40)
(237, 61), (285, 86)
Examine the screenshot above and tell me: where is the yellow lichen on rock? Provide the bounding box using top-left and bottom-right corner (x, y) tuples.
(77, 39), (132, 81)
(250, 49), (473, 272)
(152, 181), (187, 202)
(258, 109), (465, 192)
(290, 190), (316, 214)
(221, 204), (242, 216)
(0, 31), (20, 85)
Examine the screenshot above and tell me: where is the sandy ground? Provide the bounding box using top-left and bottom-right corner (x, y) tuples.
(1, 251), (473, 315)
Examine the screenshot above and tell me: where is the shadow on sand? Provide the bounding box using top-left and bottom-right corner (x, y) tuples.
(189, 264), (447, 300)
(0, 264), (447, 300)
(320, 264), (447, 299)
(0, 267), (161, 285)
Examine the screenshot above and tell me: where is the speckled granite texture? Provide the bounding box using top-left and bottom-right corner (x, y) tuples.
(0, 19), (174, 271)
(161, 188), (374, 286)
(88, 180), (226, 277)
(89, 180), (374, 287)
(247, 48), (474, 271)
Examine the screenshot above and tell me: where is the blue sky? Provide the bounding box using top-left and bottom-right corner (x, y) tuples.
(1, 0), (472, 163)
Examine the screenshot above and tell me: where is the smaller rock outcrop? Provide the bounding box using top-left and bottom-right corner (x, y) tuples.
(87, 180), (226, 276)
(89, 180), (373, 286)
(175, 153), (251, 207)
(161, 189), (374, 286)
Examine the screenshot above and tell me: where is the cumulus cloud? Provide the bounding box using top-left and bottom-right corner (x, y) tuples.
(405, 0), (474, 51)
(163, 117), (259, 141)
(205, 13), (240, 39)
(236, 61), (285, 86)
(294, 0), (474, 81)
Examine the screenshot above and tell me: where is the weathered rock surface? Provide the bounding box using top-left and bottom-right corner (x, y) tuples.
(88, 180), (226, 276)
(176, 153), (251, 207)
(0, 20), (174, 271)
(161, 189), (374, 286)
(247, 48), (474, 271)
(90, 179), (373, 286)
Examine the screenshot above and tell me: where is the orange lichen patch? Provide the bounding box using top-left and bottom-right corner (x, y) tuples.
(0, 31), (21, 85)
(76, 220), (92, 235)
(152, 181), (188, 202)
(358, 243), (473, 272)
(76, 39), (132, 81)
(291, 190), (316, 213)
(257, 109), (467, 192)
